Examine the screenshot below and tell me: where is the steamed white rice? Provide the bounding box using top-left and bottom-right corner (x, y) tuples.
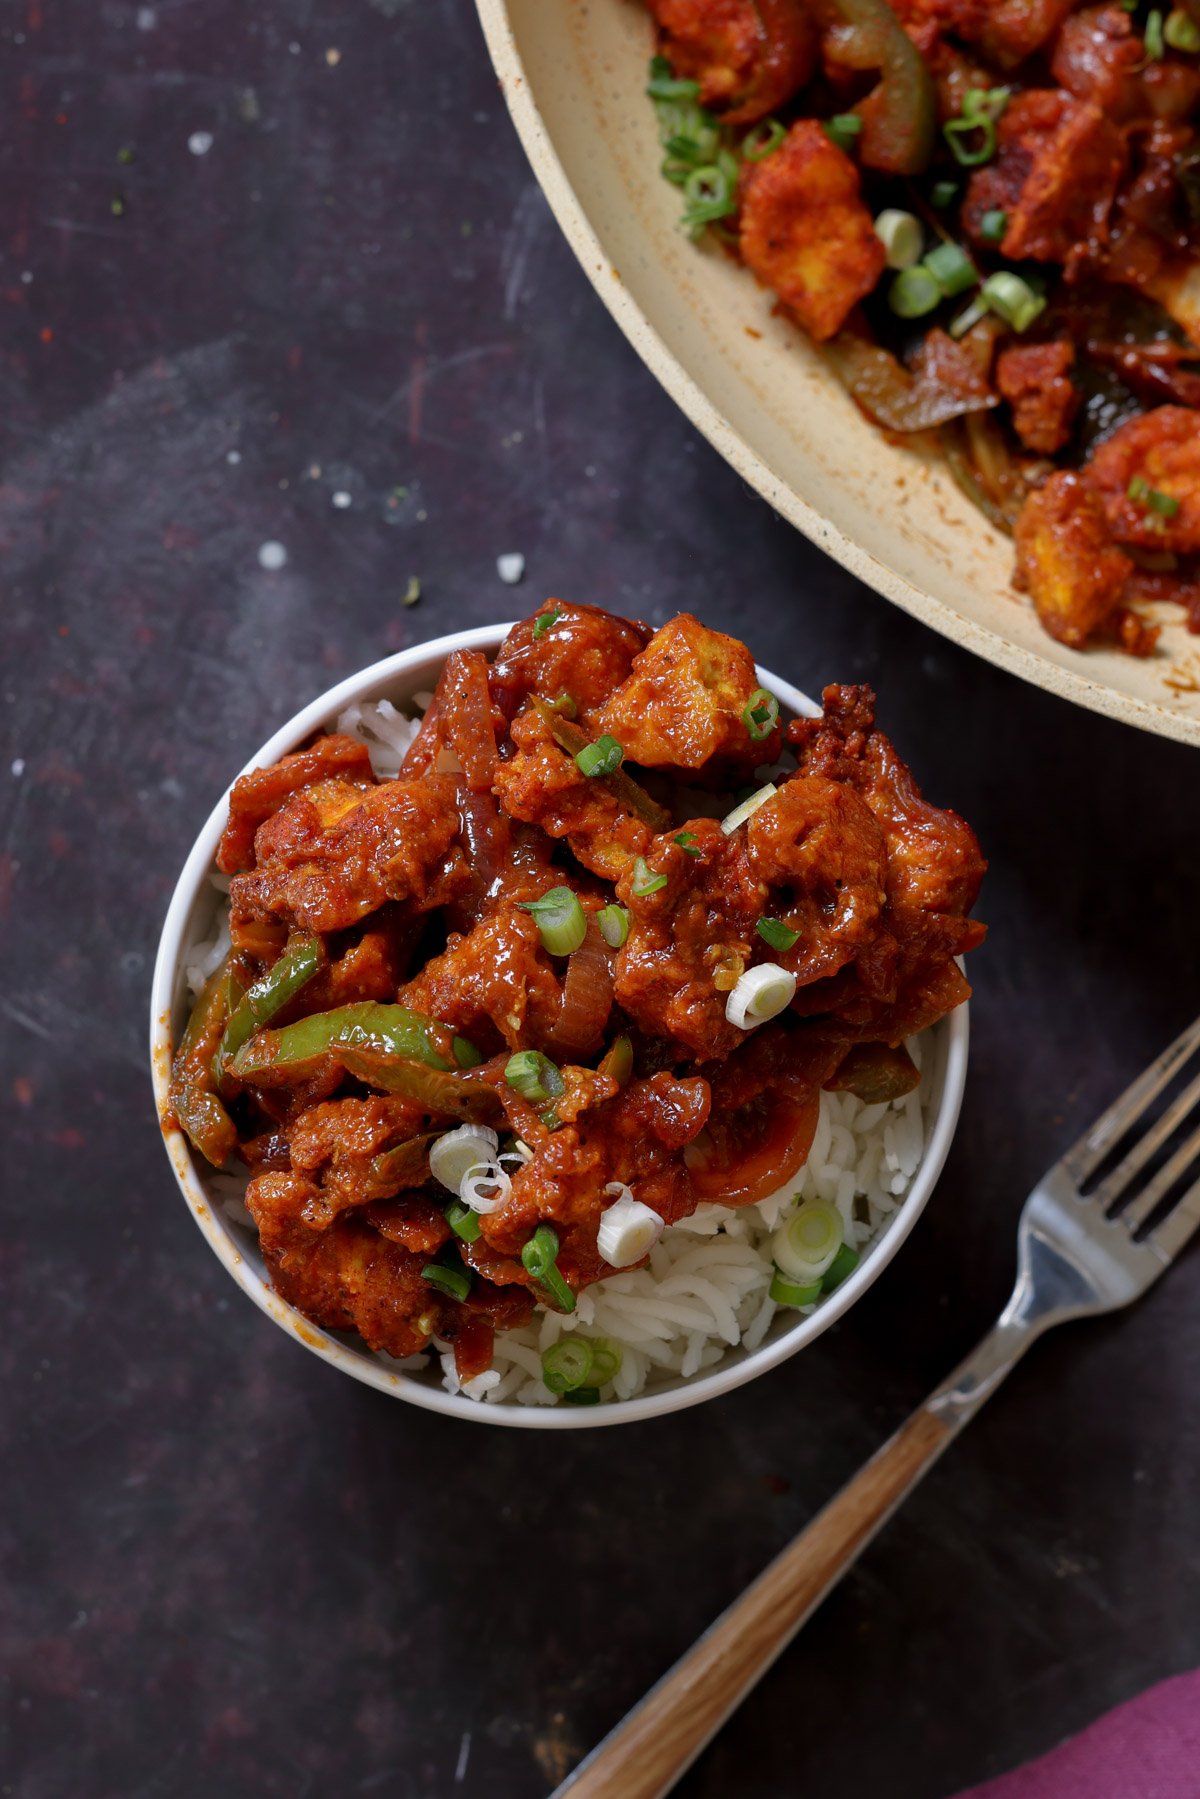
(188, 699), (933, 1407)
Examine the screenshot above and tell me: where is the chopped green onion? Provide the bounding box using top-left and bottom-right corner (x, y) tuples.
(726, 963), (797, 1030)
(923, 241), (976, 298)
(541, 1336), (595, 1394)
(421, 1251), (471, 1303)
(402, 576), (421, 608)
(821, 1241), (860, 1292)
(824, 113), (862, 153)
(949, 295), (989, 339)
(674, 831), (701, 856)
(742, 686), (780, 743)
(889, 266), (941, 319)
(1165, 7), (1200, 49)
(874, 208), (923, 271)
(631, 856), (668, 897)
(772, 1201), (844, 1280)
(981, 270), (1045, 333)
(505, 1050), (565, 1107)
(562, 1386), (600, 1405)
(575, 734), (623, 778)
(596, 904), (630, 948)
(680, 153), (739, 234)
(743, 118), (786, 161)
(598, 1033), (634, 1087)
(532, 605), (562, 640)
(445, 1199), (481, 1243)
(756, 916), (800, 953)
(521, 1223), (576, 1313)
(587, 1340), (622, 1386)
(116, 144), (135, 165)
(111, 194), (126, 218)
(1145, 7), (1166, 56)
(646, 55), (701, 100)
(978, 209), (1007, 243)
(542, 691), (578, 719)
(721, 782), (776, 833)
(520, 884), (588, 956)
(930, 180), (958, 208)
(943, 86), (1010, 168)
(1128, 476), (1181, 517)
(769, 1269), (823, 1308)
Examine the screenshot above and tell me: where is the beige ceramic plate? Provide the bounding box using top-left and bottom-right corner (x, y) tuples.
(477, 0), (1200, 746)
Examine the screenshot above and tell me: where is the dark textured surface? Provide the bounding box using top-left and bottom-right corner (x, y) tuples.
(3, 5), (1199, 1797)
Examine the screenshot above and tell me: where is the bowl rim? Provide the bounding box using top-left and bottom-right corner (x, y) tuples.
(149, 622), (969, 1428)
(473, 0), (1200, 752)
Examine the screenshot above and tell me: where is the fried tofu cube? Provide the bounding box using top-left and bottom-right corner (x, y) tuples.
(1013, 471), (1132, 649)
(1085, 406), (1200, 554)
(649, 0), (816, 122)
(738, 120), (886, 342)
(594, 612), (781, 772)
(963, 90), (1125, 265)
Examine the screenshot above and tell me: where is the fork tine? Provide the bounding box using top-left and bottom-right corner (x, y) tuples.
(1147, 1177), (1200, 1265)
(1060, 1012), (1200, 1185)
(1119, 1116), (1200, 1235)
(1089, 1066), (1200, 1216)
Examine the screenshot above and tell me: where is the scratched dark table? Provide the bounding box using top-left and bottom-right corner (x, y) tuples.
(4, 4), (1200, 1797)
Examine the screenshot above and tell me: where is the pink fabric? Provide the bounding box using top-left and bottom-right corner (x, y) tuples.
(954, 1671), (1200, 1799)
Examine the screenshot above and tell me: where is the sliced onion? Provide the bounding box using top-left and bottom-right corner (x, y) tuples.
(721, 783), (776, 834)
(725, 964), (797, 1030)
(544, 924), (613, 1059)
(597, 1182), (665, 1268)
(460, 1159), (513, 1215)
(429, 1123), (499, 1193)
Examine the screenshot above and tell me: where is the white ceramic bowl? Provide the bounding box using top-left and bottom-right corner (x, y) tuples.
(150, 625), (969, 1427)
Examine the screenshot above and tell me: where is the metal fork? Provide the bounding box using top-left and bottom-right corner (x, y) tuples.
(551, 1015), (1200, 1799)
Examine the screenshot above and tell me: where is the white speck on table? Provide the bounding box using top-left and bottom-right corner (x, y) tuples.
(12, 759), (25, 777)
(187, 130), (214, 157)
(497, 553), (525, 585)
(257, 541), (287, 571)
(331, 490), (352, 510)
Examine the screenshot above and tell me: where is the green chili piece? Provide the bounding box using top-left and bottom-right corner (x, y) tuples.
(169, 960), (239, 1167)
(231, 1001), (466, 1084)
(213, 934), (324, 1083)
(521, 1223), (576, 1313)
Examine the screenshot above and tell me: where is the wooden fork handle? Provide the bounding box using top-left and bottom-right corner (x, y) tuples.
(552, 1302), (1051, 1799)
(552, 1405), (953, 1799)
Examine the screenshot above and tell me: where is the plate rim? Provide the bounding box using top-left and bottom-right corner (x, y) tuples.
(475, 0), (1200, 750)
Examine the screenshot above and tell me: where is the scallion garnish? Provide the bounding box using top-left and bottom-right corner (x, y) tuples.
(562, 1386), (601, 1405)
(680, 151), (740, 237)
(742, 118), (786, 161)
(943, 86), (1010, 167)
(720, 782), (776, 833)
(1128, 476), (1181, 518)
(923, 241), (976, 298)
(769, 1269), (823, 1308)
(930, 180), (958, 208)
(421, 1249), (471, 1303)
(756, 916), (800, 952)
(742, 686), (780, 743)
(874, 208), (923, 270)
(596, 903), (630, 948)
(1145, 7), (1166, 56)
(646, 55), (701, 100)
(445, 1199), (482, 1243)
(505, 1050), (565, 1107)
(1165, 7), (1200, 49)
(772, 1201), (844, 1281)
(949, 295), (989, 339)
(821, 1241), (860, 1292)
(598, 1034), (634, 1087)
(824, 113), (862, 153)
(631, 856), (669, 897)
(575, 734), (623, 778)
(674, 831), (701, 856)
(541, 1337), (595, 1394)
(521, 1222), (576, 1313)
(520, 885), (588, 956)
(532, 605), (563, 640)
(978, 209), (1007, 243)
(889, 266), (941, 319)
(542, 691), (578, 718)
(981, 270), (1045, 333)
